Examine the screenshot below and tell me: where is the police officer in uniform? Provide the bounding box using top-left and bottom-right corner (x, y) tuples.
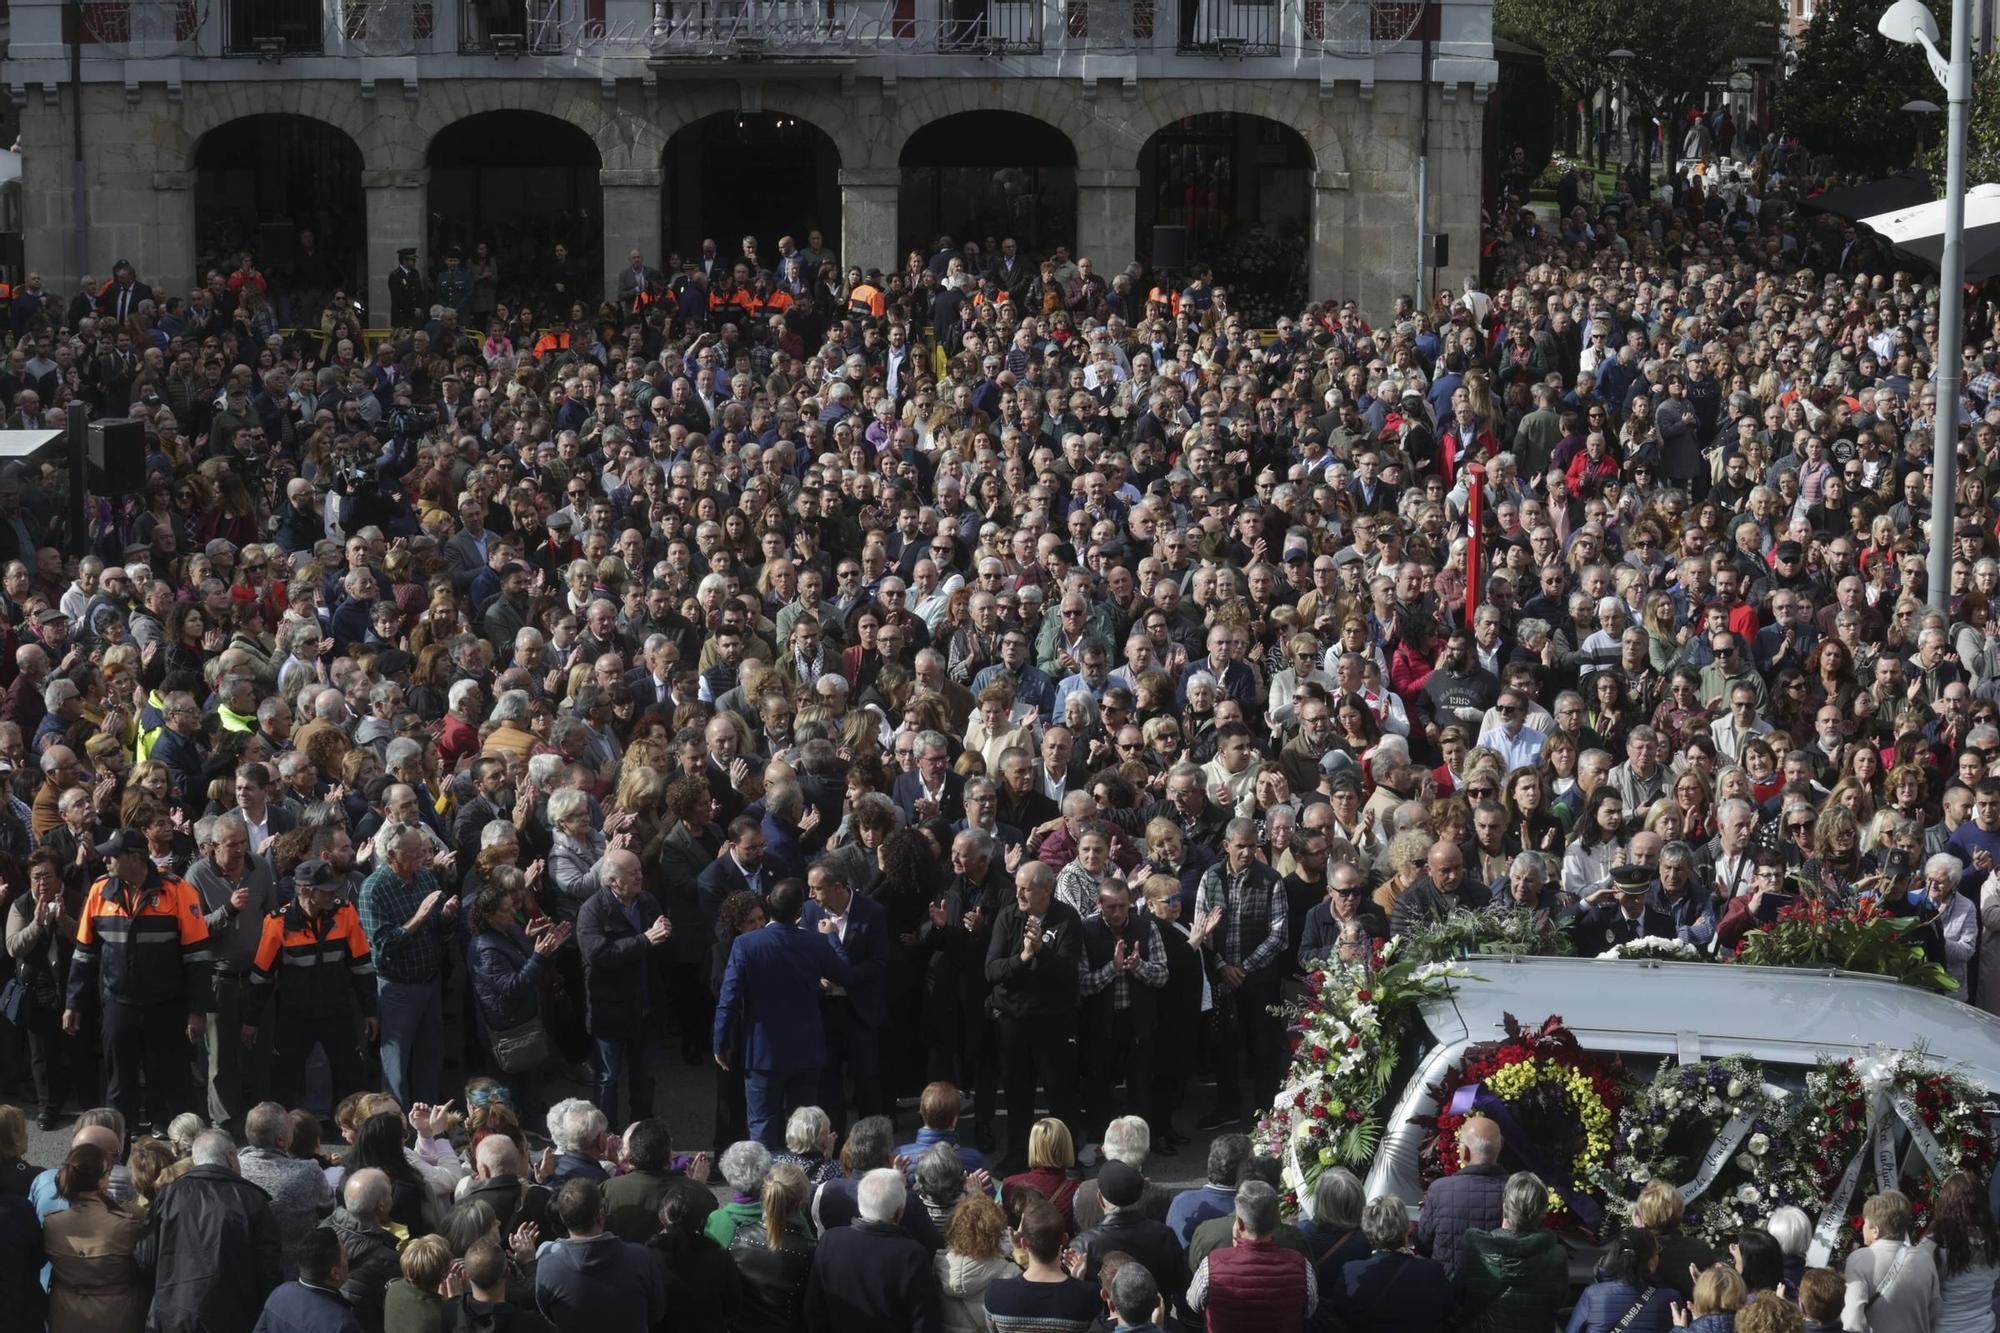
(388, 246), (426, 330)
(62, 827), (212, 1131)
(245, 857), (378, 1109)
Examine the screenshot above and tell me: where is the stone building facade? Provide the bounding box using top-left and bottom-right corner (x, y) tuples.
(2, 0), (1494, 323)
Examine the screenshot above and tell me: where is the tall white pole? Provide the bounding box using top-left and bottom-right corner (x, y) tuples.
(1931, 0), (1970, 613)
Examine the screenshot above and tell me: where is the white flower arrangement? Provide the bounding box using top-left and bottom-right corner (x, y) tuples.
(1597, 936), (1701, 961)
(1595, 1055), (1815, 1247)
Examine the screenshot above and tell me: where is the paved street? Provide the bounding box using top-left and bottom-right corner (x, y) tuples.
(13, 1054), (1234, 1192)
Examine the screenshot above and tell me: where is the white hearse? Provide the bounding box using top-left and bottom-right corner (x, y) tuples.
(1362, 955), (2000, 1222)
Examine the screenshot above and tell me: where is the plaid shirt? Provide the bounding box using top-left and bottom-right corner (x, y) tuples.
(1078, 914), (1169, 1010)
(1195, 860), (1287, 973)
(357, 863), (449, 984)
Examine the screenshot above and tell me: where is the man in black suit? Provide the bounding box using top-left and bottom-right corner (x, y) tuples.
(1566, 864), (1676, 955)
(890, 730), (965, 826)
(452, 757), (511, 866)
(986, 238), (1033, 303)
(623, 635), (680, 711)
(96, 260), (155, 323)
(695, 816), (768, 942)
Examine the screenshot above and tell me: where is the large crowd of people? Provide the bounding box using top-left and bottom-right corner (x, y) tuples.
(0, 115), (1991, 1330)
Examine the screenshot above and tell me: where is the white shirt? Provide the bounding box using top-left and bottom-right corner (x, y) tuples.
(1475, 723), (1547, 773)
(1709, 713), (1774, 764)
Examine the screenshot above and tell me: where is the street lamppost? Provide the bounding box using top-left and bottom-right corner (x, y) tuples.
(1902, 98), (1942, 158)
(1880, 0), (1968, 613)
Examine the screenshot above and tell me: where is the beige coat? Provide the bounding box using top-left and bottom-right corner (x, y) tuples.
(45, 1194), (149, 1333)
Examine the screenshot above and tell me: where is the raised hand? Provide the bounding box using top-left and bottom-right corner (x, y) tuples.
(508, 1223), (539, 1264)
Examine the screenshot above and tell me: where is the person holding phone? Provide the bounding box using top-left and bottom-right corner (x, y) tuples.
(1714, 853), (1801, 952)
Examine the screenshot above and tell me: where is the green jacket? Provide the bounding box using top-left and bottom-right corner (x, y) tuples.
(1452, 1225), (1570, 1333)
(703, 1198), (762, 1248)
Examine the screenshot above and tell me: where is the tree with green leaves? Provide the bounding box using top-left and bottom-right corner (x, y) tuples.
(1496, 0), (1783, 185)
(1778, 0), (1944, 177)
(1932, 46), (2000, 187)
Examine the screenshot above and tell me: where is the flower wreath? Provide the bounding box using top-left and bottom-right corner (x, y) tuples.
(1597, 1056), (1815, 1247)
(1800, 1054), (1998, 1259)
(1597, 937), (1702, 962)
(1256, 939), (1470, 1205)
(1416, 1013), (1625, 1233)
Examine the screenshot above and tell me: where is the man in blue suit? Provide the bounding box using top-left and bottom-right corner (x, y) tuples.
(802, 862), (888, 1130)
(889, 730), (965, 826)
(714, 879), (852, 1148)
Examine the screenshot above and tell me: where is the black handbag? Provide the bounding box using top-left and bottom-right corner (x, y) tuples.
(0, 976), (25, 1026)
(489, 1014), (551, 1074)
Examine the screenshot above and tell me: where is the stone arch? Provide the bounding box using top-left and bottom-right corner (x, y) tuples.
(884, 83), (1096, 171)
(427, 109), (605, 311)
(1118, 82), (1347, 178)
(898, 110), (1079, 258)
(1134, 110), (1315, 323)
(412, 78), (666, 175)
(661, 111), (844, 265)
(650, 81), (878, 179)
(190, 113), (367, 305)
(174, 83), (374, 173)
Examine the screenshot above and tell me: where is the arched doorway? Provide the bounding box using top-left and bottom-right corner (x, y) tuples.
(193, 115), (365, 323)
(427, 111), (602, 316)
(663, 113), (840, 274)
(1137, 113), (1312, 325)
(899, 112), (1076, 260)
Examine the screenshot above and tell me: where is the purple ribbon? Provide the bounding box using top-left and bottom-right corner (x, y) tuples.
(1448, 1081), (1603, 1231)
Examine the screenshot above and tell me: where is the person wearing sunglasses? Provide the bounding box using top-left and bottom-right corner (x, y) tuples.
(1297, 860), (1387, 968)
(1697, 632), (1765, 711)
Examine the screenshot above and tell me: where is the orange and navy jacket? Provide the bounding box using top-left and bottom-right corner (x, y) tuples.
(67, 868), (212, 1012)
(250, 899), (377, 1022)
(848, 283), (887, 318)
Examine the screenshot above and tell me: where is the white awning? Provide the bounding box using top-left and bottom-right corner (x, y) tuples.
(1859, 182), (2000, 242)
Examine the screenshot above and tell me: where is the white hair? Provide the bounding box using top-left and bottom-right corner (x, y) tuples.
(1927, 852), (1965, 883)
(1102, 1115), (1151, 1169)
(545, 1098), (607, 1154)
(190, 1128), (236, 1167)
(448, 679), (481, 713)
(856, 1167), (907, 1223)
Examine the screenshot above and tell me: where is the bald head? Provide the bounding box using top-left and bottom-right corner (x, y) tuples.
(475, 1133), (525, 1179)
(72, 1124), (121, 1160)
(605, 849), (644, 899)
(1458, 1116), (1502, 1165)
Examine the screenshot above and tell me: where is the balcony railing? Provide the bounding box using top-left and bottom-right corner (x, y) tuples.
(460, 0), (579, 52)
(649, 0), (856, 55)
(222, 0), (324, 53)
(646, 0), (1042, 55)
(64, 0), (206, 53)
(1173, 0), (1278, 54)
(60, 0), (1424, 60)
(336, 0), (437, 52)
